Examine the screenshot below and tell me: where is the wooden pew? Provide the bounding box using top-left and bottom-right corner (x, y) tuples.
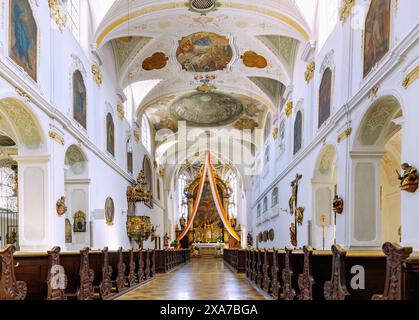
(372, 242), (413, 300)
(270, 249), (282, 299)
(262, 249), (271, 293)
(123, 249), (137, 287)
(98, 247), (113, 299)
(281, 247), (296, 300)
(297, 246), (315, 300)
(256, 250), (263, 287)
(46, 247), (67, 300)
(0, 245), (28, 300)
(108, 247), (126, 292)
(324, 245), (350, 300)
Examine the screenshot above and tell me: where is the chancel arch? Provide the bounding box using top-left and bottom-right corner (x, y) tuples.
(351, 95), (402, 247)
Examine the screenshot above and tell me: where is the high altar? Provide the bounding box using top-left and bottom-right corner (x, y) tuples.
(176, 156), (240, 249)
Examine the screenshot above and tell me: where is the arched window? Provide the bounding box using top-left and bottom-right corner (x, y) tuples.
(106, 113), (114, 156)
(271, 187), (279, 207)
(263, 197), (268, 213)
(178, 174), (188, 219)
(294, 111), (302, 155)
(257, 203), (261, 218)
(65, 0), (80, 40)
(72, 70), (87, 129)
(318, 68), (332, 128)
(126, 138), (133, 174)
(264, 113), (271, 143)
(141, 115), (151, 153)
(363, 0), (391, 77)
(278, 119), (286, 151)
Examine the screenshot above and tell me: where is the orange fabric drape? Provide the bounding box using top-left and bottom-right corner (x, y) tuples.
(176, 152), (241, 242)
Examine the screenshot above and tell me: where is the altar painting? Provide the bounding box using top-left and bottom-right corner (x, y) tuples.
(192, 182), (225, 243)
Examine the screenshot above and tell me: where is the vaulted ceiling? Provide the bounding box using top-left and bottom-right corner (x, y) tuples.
(93, 0), (312, 168)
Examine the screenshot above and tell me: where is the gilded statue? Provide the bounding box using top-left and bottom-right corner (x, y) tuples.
(163, 233), (170, 247)
(6, 229), (17, 245)
(290, 223), (297, 247)
(127, 170), (152, 203)
(56, 196), (67, 216)
(296, 207), (305, 226)
(397, 163), (418, 193)
(289, 174), (302, 214)
(333, 195), (344, 214)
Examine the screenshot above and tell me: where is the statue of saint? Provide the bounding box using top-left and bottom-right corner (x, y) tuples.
(397, 163), (418, 193)
(290, 223), (297, 247)
(333, 195), (344, 214)
(163, 233), (170, 247)
(204, 223), (212, 243)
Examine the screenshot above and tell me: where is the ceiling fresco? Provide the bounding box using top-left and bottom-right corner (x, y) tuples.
(176, 32), (233, 72)
(144, 91), (266, 132)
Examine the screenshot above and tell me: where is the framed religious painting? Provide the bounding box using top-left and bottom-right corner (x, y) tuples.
(105, 197), (115, 225)
(9, 0), (38, 81)
(363, 0), (391, 78)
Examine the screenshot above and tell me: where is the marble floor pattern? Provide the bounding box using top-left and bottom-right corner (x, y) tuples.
(118, 257), (267, 300)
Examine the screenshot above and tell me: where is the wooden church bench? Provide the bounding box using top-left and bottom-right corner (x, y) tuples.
(0, 245), (28, 300)
(372, 242), (413, 300)
(270, 249), (283, 300)
(297, 246), (315, 300)
(98, 247), (113, 299)
(262, 249), (272, 293)
(324, 244), (350, 300)
(11, 250), (48, 300)
(280, 247), (296, 300)
(46, 247), (68, 300)
(256, 250), (263, 287)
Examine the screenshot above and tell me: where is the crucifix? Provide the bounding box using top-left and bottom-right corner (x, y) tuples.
(289, 173), (303, 247)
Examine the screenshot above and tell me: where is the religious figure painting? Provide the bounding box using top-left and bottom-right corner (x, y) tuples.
(106, 113), (115, 156)
(364, 0), (391, 77)
(318, 68), (332, 128)
(193, 182), (224, 243)
(9, 0), (38, 81)
(176, 32), (233, 72)
(73, 70), (87, 129)
(294, 111), (302, 155)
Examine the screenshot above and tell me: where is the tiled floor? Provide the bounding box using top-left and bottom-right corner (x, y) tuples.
(118, 257), (267, 300)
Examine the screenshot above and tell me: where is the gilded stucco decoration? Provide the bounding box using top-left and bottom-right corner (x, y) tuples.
(0, 98), (42, 149)
(285, 101), (293, 118)
(142, 52), (169, 71)
(176, 32), (233, 72)
(339, 0), (355, 23)
(117, 104), (125, 119)
(48, 0), (67, 31)
(402, 65), (419, 89)
(92, 64), (103, 86)
(241, 51), (268, 69)
(233, 117), (259, 131)
(49, 130), (64, 145)
(305, 61), (315, 83)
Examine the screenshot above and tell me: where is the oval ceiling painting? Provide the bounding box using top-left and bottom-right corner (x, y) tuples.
(170, 92), (244, 127)
(176, 32), (233, 73)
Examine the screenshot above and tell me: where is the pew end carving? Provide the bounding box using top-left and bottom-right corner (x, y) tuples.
(372, 242), (413, 300)
(47, 246), (68, 300)
(298, 246), (315, 300)
(0, 245), (27, 300)
(324, 245), (349, 300)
